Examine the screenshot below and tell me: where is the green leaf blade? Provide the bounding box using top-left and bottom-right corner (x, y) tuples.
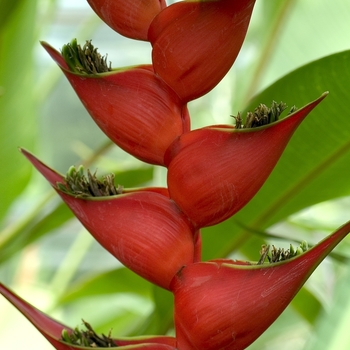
(242, 50), (350, 229)
(0, 0), (39, 221)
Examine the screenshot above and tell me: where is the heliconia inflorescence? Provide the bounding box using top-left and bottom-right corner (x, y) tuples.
(1, 0), (349, 349)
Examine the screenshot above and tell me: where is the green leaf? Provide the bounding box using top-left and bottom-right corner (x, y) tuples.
(203, 50), (350, 259)
(95, 309), (150, 337)
(242, 50), (350, 228)
(291, 287), (322, 325)
(132, 285), (174, 336)
(304, 265), (350, 350)
(0, 199), (73, 265)
(0, 0), (38, 221)
(58, 268), (153, 305)
(259, 0), (350, 93)
(151, 286), (174, 334)
(202, 51), (350, 324)
(0, 0), (23, 30)
(115, 166), (153, 188)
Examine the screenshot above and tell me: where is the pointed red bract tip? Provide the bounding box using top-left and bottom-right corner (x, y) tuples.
(41, 41), (69, 70)
(0, 283), (177, 349)
(87, 0), (166, 41)
(149, 0), (256, 102)
(171, 220), (350, 349)
(20, 148), (63, 186)
(166, 93), (327, 228)
(0, 283), (73, 350)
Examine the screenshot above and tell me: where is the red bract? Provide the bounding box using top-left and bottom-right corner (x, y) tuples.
(87, 0), (167, 41)
(0, 283), (177, 350)
(166, 93), (328, 229)
(171, 220), (350, 350)
(149, 0), (256, 102)
(41, 41), (190, 166)
(21, 149), (197, 290)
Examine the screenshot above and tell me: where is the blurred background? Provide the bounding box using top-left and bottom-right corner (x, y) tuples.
(1, 0), (350, 349)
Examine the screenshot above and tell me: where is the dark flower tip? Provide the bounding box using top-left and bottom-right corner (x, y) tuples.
(57, 165), (124, 198)
(61, 38), (112, 74)
(61, 320), (114, 348)
(257, 240), (309, 265)
(233, 100), (298, 129)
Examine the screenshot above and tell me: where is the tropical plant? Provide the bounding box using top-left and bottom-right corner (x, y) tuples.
(1, 1), (350, 349)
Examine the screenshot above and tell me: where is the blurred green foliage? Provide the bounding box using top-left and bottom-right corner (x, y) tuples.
(0, 1), (350, 349)
(0, 0), (38, 220)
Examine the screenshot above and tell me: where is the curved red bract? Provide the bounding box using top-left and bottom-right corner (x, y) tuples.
(171, 219), (350, 349)
(42, 42), (190, 166)
(149, 0), (256, 102)
(167, 93), (327, 228)
(87, 0), (166, 41)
